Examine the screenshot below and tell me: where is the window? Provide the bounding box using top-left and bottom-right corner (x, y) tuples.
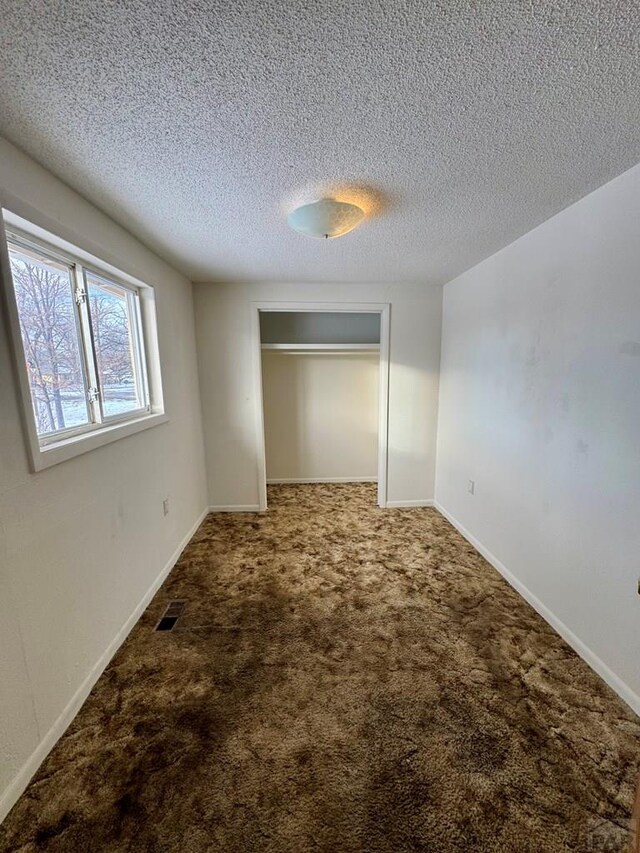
(2, 212), (165, 470)
(84, 271), (148, 420)
(8, 242), (92, 437)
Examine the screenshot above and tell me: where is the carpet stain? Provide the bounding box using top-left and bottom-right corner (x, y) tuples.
(1, 484), (638, 852)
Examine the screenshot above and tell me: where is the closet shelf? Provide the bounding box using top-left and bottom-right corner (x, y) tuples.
(261, 343), (380, 353)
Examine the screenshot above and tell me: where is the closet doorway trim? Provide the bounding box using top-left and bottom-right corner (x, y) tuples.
(251, 301), (390, 511)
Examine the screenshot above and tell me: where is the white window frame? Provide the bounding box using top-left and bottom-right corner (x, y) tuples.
(1, 209), (167, 471)
(80, 266), (151, 430)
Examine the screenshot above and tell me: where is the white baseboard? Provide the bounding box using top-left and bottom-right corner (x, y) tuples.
(208, 504), (261, 512)
(266, 477), (378, 484)
(0, 506), (209, 825)
(386, 499), (434, 508)
(434, 500), (640, 718)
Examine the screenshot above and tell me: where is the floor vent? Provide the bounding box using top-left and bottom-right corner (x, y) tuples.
(154, 600), (186, 632)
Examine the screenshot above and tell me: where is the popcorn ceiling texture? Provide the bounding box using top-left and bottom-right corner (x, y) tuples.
(0, 1), (639, 283)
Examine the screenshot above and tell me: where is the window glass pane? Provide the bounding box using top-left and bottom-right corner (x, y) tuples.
(86, 273), (144, 418)
(8, 243), (90, 436)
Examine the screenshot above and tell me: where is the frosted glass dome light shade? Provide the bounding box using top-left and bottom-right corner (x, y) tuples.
(287, 199), (365, 239)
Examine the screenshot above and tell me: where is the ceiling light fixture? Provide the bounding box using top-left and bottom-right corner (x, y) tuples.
(287, 198), (365, 239)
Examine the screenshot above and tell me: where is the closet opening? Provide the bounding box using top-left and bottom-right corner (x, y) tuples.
(251, 303), (390, 511)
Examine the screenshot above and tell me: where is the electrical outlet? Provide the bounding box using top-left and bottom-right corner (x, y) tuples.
(468, 480), (475, 495)
(163, 498), (170, 516)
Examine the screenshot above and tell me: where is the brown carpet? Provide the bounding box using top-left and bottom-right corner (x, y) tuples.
(1, 484), (638, 852)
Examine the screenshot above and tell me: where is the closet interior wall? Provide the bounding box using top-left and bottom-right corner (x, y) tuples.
(260, 312), (381, 485)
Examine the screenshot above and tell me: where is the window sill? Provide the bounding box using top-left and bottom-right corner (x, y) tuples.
(30, 412), (169, 472)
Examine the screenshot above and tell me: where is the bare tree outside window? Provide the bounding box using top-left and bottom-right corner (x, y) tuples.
(8, 247), (89, 435)
(6, 230), (151, 451)
(86, 274), (143, 418)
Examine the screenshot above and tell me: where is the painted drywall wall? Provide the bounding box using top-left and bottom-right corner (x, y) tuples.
(435, 162), (640, 710)
(262, 350), (379, 481)
(260, 311), (380, 344)
(0, 137), (208, 818)
(194, 283), (442, 508)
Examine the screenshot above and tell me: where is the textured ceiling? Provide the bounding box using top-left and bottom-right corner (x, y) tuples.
(1, 1), (639, 284)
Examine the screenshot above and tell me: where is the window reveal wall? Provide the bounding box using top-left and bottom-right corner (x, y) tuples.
(262, 350), (379, 482)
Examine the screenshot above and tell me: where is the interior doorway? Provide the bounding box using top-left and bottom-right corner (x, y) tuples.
(251, 302), (390, 510)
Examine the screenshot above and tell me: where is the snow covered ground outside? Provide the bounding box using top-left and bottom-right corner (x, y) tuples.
(36, 385), (139, 435)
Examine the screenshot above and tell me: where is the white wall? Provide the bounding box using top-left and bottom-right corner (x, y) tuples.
(260, 311), (380, 344)
(194, 282), (442, 508)
(0, 138), (208, 818)
(262, 351), (379, 482)
(435, 162), (640, 711)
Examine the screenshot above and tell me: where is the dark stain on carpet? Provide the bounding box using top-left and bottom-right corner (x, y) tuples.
(0, 484), (638, 852)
